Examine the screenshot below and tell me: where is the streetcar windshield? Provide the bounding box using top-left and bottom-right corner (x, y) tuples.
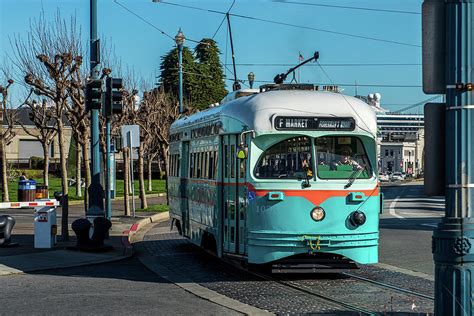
(315, 136), (372, 179)
(254, 136), (313, 179)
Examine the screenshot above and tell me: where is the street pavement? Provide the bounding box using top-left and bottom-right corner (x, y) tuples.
(0, 181), (442, 315)
(0, 196), (245, 315)
(379, 180), (443, 276)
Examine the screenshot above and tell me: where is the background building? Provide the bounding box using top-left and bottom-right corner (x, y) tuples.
(356, 94), (425, 176)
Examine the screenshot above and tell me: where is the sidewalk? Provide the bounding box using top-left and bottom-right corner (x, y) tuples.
(0, 195), (168, 276)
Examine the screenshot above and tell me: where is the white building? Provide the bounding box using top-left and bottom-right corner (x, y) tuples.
(356, 94), (424, 176)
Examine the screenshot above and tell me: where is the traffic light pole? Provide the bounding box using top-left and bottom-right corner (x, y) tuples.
(88, 0), (104, 216)
(430, 0), (474, 314)
(105, 119), (111, 219)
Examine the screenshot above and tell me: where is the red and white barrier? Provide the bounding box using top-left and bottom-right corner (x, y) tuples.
(0, 200), (60, 209)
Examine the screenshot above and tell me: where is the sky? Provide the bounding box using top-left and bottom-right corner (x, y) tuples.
(0, 0), (439, 112)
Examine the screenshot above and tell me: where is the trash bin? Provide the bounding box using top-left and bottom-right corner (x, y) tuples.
(34, 206), (57, 248)
(35, 185), (49, 199)
(18, 180), (36, 202)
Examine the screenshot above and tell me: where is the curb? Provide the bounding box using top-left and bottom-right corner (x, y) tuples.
(121, 212), (170, 256)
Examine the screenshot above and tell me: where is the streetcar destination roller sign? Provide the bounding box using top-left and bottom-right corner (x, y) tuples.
(274, 116), (355, 131)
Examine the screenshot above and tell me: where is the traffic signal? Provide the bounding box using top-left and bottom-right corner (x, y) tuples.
(86, 79), (102, 111)
(105, 77), (123, 117)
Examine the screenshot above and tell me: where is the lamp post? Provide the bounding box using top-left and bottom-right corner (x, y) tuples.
(248, 72), (255, 89)
(175, 29), (185, 114)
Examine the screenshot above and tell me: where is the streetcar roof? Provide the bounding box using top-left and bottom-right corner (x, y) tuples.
(171, 90), (377, 136)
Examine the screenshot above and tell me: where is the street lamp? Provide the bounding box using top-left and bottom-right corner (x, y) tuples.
(175, 28), (185, 114)
(248, 72), (255, 89)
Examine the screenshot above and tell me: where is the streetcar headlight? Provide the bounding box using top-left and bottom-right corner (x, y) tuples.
(350, 211), (366, 226)
(310, 207), (325, 222)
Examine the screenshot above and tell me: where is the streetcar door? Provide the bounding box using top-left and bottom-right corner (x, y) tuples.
(181, 141), (190, 237)
(237, 140), (248, 255)
(222, 135), (238, 253)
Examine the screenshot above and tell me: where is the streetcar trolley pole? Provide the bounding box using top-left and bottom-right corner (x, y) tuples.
(423, 0), (474, 314)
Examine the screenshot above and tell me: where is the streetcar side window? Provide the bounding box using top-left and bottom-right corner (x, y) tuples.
(224, 145), (229, 178)
(214, 151), (219, 180)
(254, 136), (313, 179)
(209, 152), (214, 179)
(315, 136), (373, 179)
(231, 145), (235, 178)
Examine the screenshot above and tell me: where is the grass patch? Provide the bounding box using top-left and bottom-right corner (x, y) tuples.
(136, 203), (169, 213)
(7, 174), (166, 202)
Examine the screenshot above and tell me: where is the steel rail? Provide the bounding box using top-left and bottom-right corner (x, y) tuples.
(342, 272), (434, 301)
(249, 269), (376, 316)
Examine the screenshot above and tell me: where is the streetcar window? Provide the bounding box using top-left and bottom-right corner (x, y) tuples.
(315, 136), (373, 179)
(254, 136), (313, 179)
(189, 153), (194, 178)
(214, 151), (219, 179)
(197, 153), (202, 178)
(209, 152), (214, 179)
(225, 145), (229, 178)
(231, 145), (235, 178)
(205, 152), (209, 179)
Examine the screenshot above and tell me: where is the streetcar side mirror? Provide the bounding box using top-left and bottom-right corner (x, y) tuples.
(237, 146), (248, 159)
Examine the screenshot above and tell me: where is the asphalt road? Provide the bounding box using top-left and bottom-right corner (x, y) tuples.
(379, 181), (444, 276)
(0, 257), (240, 315)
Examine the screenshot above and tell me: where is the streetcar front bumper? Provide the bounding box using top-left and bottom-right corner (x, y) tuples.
(247, 231), (379, 264)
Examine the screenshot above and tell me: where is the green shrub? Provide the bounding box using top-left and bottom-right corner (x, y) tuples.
(30, 156), (45, 169)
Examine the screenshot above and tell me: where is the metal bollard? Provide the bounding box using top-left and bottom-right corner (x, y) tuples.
(71, 218), (92, 249)
(90, 217), (112, 247)
(0, 215), (18, 247)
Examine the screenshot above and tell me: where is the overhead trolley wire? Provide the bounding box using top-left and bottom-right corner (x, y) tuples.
(224, 63), (422, 67)
(114, 0), (207, 44)
(273, 1), (421, 15)
(159, 1), (421, 48)
(212, 0), (236, 39)
(391, 95), (442, 113)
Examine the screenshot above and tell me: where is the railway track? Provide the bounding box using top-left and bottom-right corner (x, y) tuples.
(224, 257), (434, 315)
(342, 271), (434, 301)
(249, 269), (377, 315)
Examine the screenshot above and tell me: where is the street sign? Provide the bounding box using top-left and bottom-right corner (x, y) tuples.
(121, 125), (140, 148)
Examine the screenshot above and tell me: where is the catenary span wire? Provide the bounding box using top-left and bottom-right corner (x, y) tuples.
(226, 78), (423, 88)
(391, 95), (442, 113)
(273, 0), (420, 15)
(114, 0), (206, 45)
(159, 0), (420, 48)
(212, 0), (236, 39)
(225, 63), (421, 67)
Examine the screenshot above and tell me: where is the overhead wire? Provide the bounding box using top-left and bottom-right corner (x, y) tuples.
(272, 1), (421, 15)
(212, 0), (236, 39)
(159, 1), (420, 48)
(391, 95), (442, 113)
(316, 61), (375, 136)
(224, 63), (421, 67)
(114, 0), (206, 44)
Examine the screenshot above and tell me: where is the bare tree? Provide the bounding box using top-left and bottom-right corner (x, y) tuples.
(19, 97), (57, 187)
(11, 12), (83, 239)
(0, 77), (15, 202)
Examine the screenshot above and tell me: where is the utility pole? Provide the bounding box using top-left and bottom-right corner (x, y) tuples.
(88, 0), (104, 216)
(423, 0), (474, 314)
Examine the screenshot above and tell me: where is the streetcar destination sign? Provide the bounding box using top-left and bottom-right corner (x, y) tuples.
(274, 116), (355, 131)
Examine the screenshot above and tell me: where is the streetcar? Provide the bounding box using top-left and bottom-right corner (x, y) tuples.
(168, 84), (381, 271)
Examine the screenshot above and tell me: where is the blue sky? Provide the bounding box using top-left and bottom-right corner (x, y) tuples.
(0, 0), (437, 112)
